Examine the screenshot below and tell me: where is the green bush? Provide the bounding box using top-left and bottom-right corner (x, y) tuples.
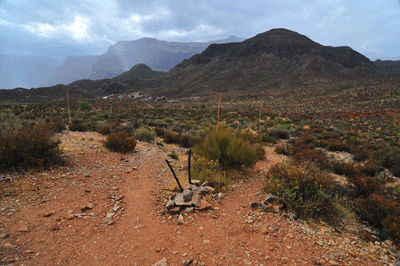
(192, 158), (231, 191)
(194, 126), (264, 169)
(134, 126), (155, 142)
(77, 101), (92, 110)
(374, 146), (400, 177)
(265, 161), (341, 224)
(0, 117), (62, 172)
(104, 132), (137, 154)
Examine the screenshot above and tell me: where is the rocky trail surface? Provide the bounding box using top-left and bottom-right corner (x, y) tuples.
(1, 131), (399, 265)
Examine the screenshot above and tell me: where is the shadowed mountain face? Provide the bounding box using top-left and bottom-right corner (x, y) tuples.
(46, 36), (244, 87)
(156, 29), (381, 94)
(374, 60), (400, 75)
(149, 28), (382, 96)
(0, 54), (61, 90)
(0, 29), (384, 103)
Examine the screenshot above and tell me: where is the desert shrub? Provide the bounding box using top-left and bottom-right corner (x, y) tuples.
(192, 158), (231, 191)
(268, 127), (290, 140)
(68, 119), (98, 132)
(178, 133), (201, 148)
(134, 126), (155, 142)
(352, 146), (371, 161)
(77, 101), (92, 110)
(45, 117), (66, 133)
(236, 129), (262, 144)
(194, 126), (264, 169)
(163, 130), (180, 144)
(275, 142), (293, 155)
(154, 127), (166, 137)
(331, 160), (361, 178)
(293, 149), (331, 170)
(348, 175), (383, 197)
(0, 117), (62, 172)
(226, 137), (263, 167)
(104, 132), (137, 154)
(356, 192), (400, 231)
(382, 215), (400, 245)
(326, 139), (350, 152)
(68, 119), (86, 132)
(120, 121), (137, 133)
(374, 146), (400, 177)
(99, 123), (117, 135)
(265, 161), (341, 224)
(261, 133), (277, 144)
(360, 159), (381, 176)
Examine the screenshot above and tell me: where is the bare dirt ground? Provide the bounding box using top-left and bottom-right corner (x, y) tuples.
(1, 131), (399, 266)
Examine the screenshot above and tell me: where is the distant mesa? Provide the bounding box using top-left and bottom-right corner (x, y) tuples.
(46, 36), (245, 87)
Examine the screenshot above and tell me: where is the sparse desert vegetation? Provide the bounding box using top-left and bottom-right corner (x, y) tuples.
(1, 73), (400, 265)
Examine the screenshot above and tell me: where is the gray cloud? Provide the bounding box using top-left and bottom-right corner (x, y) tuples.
(0, 0), (399, 61)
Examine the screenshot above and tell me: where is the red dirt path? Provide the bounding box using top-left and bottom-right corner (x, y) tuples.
(0, 131), (397, 265)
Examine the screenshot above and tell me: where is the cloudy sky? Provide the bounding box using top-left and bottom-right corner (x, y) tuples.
(1, 0), (400, 62)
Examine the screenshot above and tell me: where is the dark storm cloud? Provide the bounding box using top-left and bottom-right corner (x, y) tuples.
(0, 0), (399, 61)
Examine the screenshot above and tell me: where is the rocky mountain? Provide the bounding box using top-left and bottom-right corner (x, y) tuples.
(0, 29), (384, 104)
(0, 54), (61, 90)
(46, 36), (244, 87)
(0, 62), (163, 104)
(373, 60), (400, 75)
(149, 28), (382, 96)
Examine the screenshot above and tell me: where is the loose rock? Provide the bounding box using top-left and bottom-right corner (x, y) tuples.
(152, 257), (167, 266)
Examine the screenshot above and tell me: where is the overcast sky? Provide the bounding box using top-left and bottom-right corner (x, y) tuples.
(1, 0), (399, 62)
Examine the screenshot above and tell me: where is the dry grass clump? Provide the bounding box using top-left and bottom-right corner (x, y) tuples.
(356, 192), (400, 245)
(103, 131), (137, 154)
(265, 161), (342, 224)
(134, 126), (155, 142)
(194, 125), (265, 169)
(0, 115), (63, 172)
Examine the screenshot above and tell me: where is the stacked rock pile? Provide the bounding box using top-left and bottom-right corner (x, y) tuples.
(165, 180), (215, 215)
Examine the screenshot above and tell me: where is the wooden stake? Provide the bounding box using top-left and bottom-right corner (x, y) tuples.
(216, 81), (223, 132)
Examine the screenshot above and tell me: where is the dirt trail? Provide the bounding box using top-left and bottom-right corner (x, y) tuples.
(0, 132), (398, 265)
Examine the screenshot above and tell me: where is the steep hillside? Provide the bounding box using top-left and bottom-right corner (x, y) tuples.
(374, 59), (400, 75)
(153, 28), (382, 96)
